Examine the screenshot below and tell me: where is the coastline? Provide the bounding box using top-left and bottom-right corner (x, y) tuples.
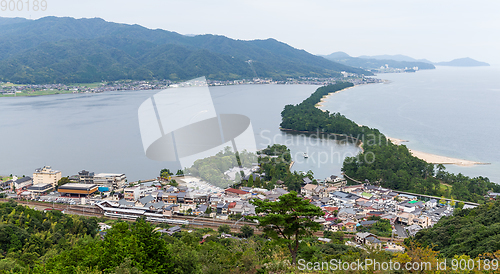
(315, 86), (356, 110)
(387, 138), (489, 167)
(315, 86), (490, 167)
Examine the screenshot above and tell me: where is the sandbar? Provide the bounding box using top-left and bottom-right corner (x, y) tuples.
(315, 86), (355, 110)
(387, 139), (488, 167)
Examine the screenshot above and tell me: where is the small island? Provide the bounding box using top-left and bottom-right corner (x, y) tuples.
(434, 57), (489, 67)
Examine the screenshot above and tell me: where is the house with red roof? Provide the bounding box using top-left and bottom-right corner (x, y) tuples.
(225, 188), (250, 199)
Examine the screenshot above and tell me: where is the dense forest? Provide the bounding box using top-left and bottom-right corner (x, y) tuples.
(413, 200), (500, 258)
(0, 17), (371, 84)
(280, 82), (385, 144)
(0, 200), (98, 272)
(255, 144), (307, 192)
(280, 83), (500, 203)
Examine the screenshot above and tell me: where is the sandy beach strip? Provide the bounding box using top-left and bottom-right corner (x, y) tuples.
(387, 138), (488, 166)
(315, 86), (355, 110)
(387, 137), (409, 146)
(408, 149), (487, 166)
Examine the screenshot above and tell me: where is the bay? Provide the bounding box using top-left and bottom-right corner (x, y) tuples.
(0, 84), (360, 182)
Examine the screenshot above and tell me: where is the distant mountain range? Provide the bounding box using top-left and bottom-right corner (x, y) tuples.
(358, 54), (433, 64)
(322, 52), (435, 71)
(0, 16), (371, 84)
(329, 52), (489, 68)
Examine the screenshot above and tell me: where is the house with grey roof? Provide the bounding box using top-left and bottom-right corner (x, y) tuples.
(135, 195), (154, 207)
(405, 224), (423, 237)
(355, 232), (382, 249)
(338, 207), (356, 220)
(194, 204), (208, 215)
(146, 201), (166, 211)
(118, 199), (135, 207)
(303, 177), (313, 185)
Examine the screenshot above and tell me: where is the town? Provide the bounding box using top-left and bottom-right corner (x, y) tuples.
(2, 163), (497, 252)
(0, 76), (382, 96)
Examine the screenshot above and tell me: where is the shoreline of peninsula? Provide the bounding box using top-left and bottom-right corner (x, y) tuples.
(315, 84), (490, 167)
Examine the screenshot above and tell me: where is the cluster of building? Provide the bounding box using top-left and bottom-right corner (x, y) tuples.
(372, 64), (420, 73)
(0, 80), (173, 95)
(1, 166), (62, 195)
(2, 164), (487, 251)
(304, 183), (460, 240)
(1, 167), (126, 199)
(95, 176), (293, 221)
(90, 174), (464, 250)
(1, 75), (383, 97)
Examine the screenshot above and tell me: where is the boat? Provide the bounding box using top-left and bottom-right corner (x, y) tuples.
(303, 153), (308, 158)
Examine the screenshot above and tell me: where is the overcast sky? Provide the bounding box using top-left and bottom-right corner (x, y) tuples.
(3, 0), (499, 64)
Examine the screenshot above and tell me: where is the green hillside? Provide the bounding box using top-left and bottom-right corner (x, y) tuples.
(0, 16), (371, 84)
(414, 201), (500, 258)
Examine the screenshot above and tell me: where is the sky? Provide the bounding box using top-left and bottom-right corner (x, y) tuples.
(2, 0), (499, 64)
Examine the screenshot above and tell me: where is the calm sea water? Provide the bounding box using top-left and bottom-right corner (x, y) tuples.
(320, 66), (500, 183)
(0, 84), (360, 182)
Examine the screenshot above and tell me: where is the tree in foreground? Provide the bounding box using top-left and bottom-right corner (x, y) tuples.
(240, 225), (254, 238)
(248, 191), (324, 265)
(218, 224), (231, 234)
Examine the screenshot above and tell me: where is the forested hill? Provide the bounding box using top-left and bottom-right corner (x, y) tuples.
(414, 200), (500, 258)
(0, 16), (371, 84)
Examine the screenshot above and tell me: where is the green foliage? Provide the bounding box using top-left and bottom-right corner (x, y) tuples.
(160, 168), (173, 178)
(357, 219), (392, 237)
(0, 200), (99, 270)
(185, 147), (256, 188)
(248, 191), (325, 264)
(257, 144), (305, 191)
(280, 82), (382, 139)
(240, 225), (254, 238)
(323, 231), (344, 244)
(414, 201), (500, 258)
(218, 225), (231, 234)
(57, 176), (71, 188)
(169, 180), (178, 187)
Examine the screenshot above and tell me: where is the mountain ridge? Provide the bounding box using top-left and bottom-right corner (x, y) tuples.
(0, 16), (371, 84)
(355, 53), (489, 67)
(322, 51), (435, 71)
(358, 53), (433, 64)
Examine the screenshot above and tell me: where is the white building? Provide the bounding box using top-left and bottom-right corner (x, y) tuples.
(124, 186), (141, 200)
(93, 173), (126, 188)
(10, 176), (33, 191)
(33, 166), (61, 188)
